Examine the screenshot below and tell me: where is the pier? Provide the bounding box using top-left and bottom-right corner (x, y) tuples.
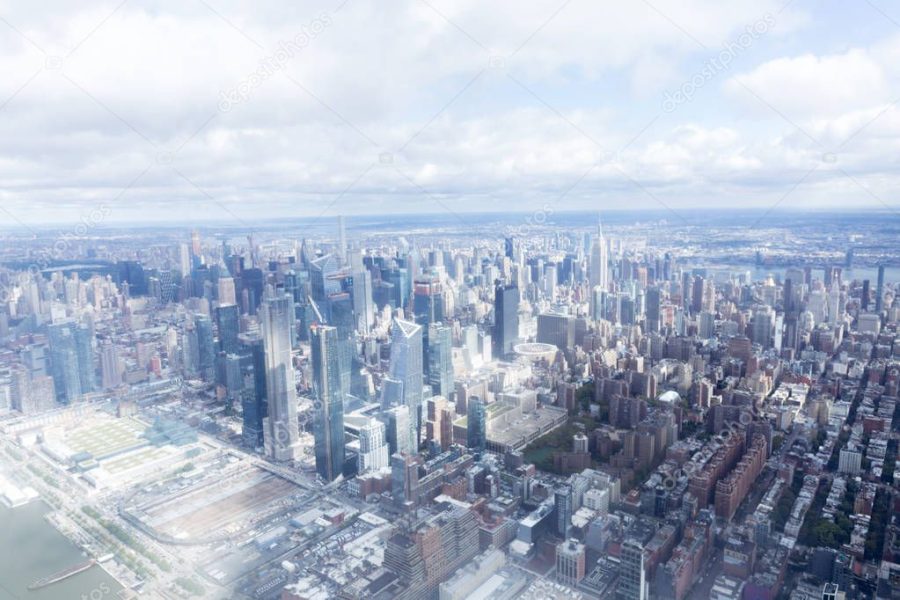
(28, 559), (96, 590)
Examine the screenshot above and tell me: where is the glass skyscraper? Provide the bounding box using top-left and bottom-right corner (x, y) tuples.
(426, 322), (453, 400)
(48, 321), (93, 404)
(312, 324), (345, 482)
(388, 319), (424, 452)
(260, 292), (299, 462)
(493, 282), (519, 358)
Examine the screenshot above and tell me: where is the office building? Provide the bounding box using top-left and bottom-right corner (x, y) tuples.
(467, 395), (486, 453)
(493, 283), (519, 358)
(619, 538), (648, 600)
(260, 293), (299, 462)
(388, 319), (424, 452)
(427, 322), (454, 399)
(311, 324), (345, 482)
(556, 539), (587, 587)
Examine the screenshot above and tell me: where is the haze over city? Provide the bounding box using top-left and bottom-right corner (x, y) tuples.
(0, 2), (899, 600)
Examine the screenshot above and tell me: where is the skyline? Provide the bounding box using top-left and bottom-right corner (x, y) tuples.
(2, 1), (900, 223)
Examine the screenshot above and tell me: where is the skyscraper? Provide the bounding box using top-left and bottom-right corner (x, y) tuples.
(645, 286), (661, 334)
(493, 282), (519, 358)
(752, 306), (774, 348)
(48, 321), (92, 404)
(555, 485), (573, 537)
(195, 314), (216, 382)
(241, 336), (266, 449)
(426, 322), (453, 399)
(876, 264), (885, 312)
(260, 293), (299, 462)
(215, 303), (240, 355)
(466, 395), (486, 453)
(311, 324), (345, 482)
(358, 417), (389, 473)
(217, 276), (236, 305)
(413, 274), (444, 326)
(337, 215), (347, 265)
(388, 319), (424, 452)
(590, 217), (609, 292)
(100, 340), (121, 389)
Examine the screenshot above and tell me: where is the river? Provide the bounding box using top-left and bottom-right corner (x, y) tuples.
(0, 501), (122, 600)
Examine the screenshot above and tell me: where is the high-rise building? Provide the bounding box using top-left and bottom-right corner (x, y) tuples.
(555, 485), (573, 537)
(195, 314), (216, 382)
(556, 539), (586, 587)
(646, 286), (661, 333)
(217, 276), (236, 305)
(389, 319), (424, 452)
(391, 452), (419, 509)
(426, 322), (453, 399)
(100, 340), (121, 389)
(337, 215), (347, 265)
(48, 321), (92, 404)
(215, 303), (241, 355)
(413, 274), (444, 326)
(383, 404), (412, 456)
(358, 417), (389, 473)
(537, 312), (573, 351)
(466, 395), (486, 453)
(691, 276), (704, 314)
(311, 324), (345, 482)
(493, 282), (519, 358)
(351, 266), (374, 334)
(260, 293), (299, 462)
(241, 337), (266, 449)
(590, 217), (609, 292)
(752, 306), (774, 348)
(875, 264), (885, 312)
(861, 279), (870, 311)
(619, 538), (648, 600)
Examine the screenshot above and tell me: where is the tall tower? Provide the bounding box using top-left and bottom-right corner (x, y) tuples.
(645, 286), (661, 334)
(466, 395), (486, 453)
(493, 282), (520, 358)
(48, 321), (89, 404)
(311, 324), (345, 482)
(337, 215), (347, 265)
(590, 215), (609, 292)
(876, 264), (885, 312)
(100, 340), (121, 389)
(261, 293), (299, 462)
(426, 322), (453, 399)
(388, 319), (424, 452)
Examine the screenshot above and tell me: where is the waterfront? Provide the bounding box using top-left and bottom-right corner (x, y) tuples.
(0, 501), (122, 600)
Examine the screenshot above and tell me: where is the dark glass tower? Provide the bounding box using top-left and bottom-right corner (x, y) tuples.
(466, 395), (486, 453)
(215, 303), (241, 355)
(426, 322), (453, 400)
(311, 324), (345, 482)
(493, 282), (519, 358)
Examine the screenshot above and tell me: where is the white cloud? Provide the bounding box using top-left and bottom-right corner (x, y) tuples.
(0, 0), (898, 223)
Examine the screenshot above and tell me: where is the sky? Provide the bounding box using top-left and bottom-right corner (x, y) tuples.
(1, 0), (900, 225)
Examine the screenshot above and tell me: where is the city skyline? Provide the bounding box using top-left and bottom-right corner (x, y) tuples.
(1, 2), (899, 599)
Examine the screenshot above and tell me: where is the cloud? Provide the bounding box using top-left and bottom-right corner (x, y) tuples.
(0, 0), (898, 224)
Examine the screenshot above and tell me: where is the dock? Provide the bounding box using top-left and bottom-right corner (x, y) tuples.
(28, 559), (96, 590)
